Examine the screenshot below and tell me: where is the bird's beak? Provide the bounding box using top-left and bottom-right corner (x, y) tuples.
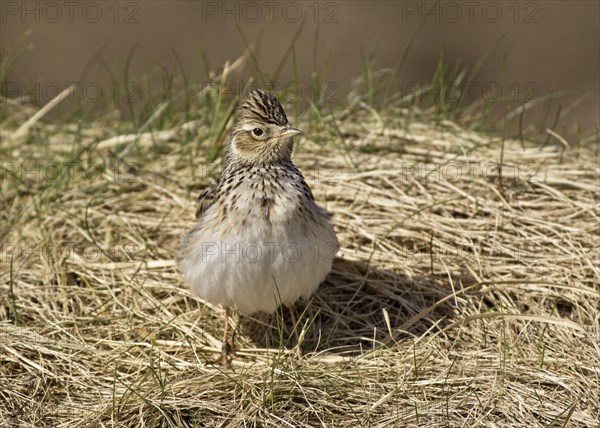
(278, 126), (303, 140)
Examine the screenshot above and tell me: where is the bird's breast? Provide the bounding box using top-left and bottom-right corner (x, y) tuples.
(223, 171), (304, 223)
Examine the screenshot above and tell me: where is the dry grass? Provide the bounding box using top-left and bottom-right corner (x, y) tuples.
(1, 91), (599, 427)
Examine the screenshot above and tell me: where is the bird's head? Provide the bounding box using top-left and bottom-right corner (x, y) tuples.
(228, 89), (302, 163)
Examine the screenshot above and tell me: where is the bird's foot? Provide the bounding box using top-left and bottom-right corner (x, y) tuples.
(211, 341), (235, 367)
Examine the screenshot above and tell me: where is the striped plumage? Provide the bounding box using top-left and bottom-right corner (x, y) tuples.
(177, 89), (338, 363)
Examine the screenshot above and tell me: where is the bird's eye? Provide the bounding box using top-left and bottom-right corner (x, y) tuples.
(252, 128), (264, 137)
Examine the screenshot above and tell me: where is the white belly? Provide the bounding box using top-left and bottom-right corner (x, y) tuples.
(179, 218), (338, 314)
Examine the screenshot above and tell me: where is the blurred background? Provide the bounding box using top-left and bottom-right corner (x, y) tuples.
(1, 0), (598, 136)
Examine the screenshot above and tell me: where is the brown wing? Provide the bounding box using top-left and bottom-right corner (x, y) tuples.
(195, 183), (218, 219)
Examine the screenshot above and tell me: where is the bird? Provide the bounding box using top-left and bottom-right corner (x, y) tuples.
(177, 89), (339, 365)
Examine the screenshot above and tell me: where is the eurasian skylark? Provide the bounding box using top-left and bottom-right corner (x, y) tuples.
(178, 89), (338, 364)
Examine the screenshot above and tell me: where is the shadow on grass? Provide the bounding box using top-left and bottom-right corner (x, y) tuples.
(238, 257), (462, 355)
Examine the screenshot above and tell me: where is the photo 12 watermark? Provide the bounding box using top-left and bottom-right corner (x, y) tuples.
(200, 1), (340, 24)
(1, 1), (140, 24)
(401, 80), (540, 106)
(1, 240), (142, 265)
(396, 239), (545, 266)
(197, 241), (339, 264)
(1, 160), (139, 185)
(201, 81), (340, 105)
(195, 159), (341, 185)
(400, 160), (540, 184)
(2, 81), (142, 105)
(399, 1), (540, 24)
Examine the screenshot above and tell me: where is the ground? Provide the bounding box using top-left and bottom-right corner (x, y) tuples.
(1, 84), (599, 427)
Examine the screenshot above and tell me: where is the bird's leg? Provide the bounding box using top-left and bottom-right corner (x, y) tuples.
(221, 306), (234, 365)
(212, 306), (233, 366)
(288, 304), (304, 357)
